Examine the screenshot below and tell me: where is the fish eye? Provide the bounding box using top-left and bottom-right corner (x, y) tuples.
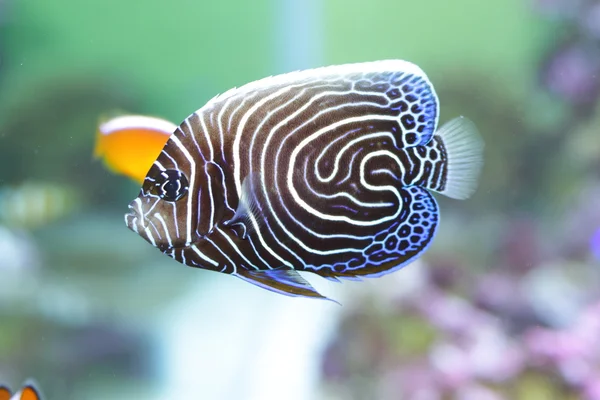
(149, 169), (189, 202)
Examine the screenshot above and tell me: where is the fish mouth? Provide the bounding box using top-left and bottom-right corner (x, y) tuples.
(124, 202), (143, 233)
(124, 201), (162, 248)
(124, 200), (181, 252)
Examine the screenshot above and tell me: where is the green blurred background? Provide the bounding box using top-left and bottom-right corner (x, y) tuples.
(1, 0), (600, 399)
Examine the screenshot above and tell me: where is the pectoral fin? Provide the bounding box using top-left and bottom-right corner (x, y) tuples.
(224, 173), (265, 239)
(236, 268), (339, 304)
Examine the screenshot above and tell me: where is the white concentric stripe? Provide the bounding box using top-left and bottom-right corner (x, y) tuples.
(204, 235), (238, 274)
(186, 117), (208, 163)
(372, 168), (400, 180)
(266, 90), (390, 189)
(235, 80), (346, 197)
(244, 234), (272, 268)
(210, 161), (235, 214)
(241, 209), (295, 268)
(216, 62), (435, 263)
(339, 148), (363, 184)
(226, 91), (260, 133)
(234, 84), (295, 195)
(287, 115), (400, 226)
(302, 148), (394, 208)
(246, 85), (352, 262)
(233, 85), (301, 268)
(256, 88), (390, 257)
(196, 112), (215, 161)
(249, 86), (314, 182)
(253, 137), (384, 254)
(169, 135), (196, 246)
(220, 92), (259, 158)
(360, 150), (404, 196)
(215, 227), (260, 270)
(269, 94), (396, 230)
(269, 96), (392, 184)
(314, 131), (399, 184)
(293, 154), (386, 242)
(204, 164), (216, 233)
(190, 244), (219, 267)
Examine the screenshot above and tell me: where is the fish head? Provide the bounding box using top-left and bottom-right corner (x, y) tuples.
(124, 137), (202, 252)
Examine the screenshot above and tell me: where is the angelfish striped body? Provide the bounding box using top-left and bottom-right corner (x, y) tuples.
(125, 60), (484, 301)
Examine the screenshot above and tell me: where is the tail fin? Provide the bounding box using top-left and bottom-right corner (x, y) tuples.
(435, 116), (484, 200)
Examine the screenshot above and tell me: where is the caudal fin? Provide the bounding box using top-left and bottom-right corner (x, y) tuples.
(435, 116), (484, 200)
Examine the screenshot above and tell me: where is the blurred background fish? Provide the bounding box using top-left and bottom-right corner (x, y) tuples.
(0, 386), (9, 400)
(0, 381), (42, 400)
(94, 114), (175, 185)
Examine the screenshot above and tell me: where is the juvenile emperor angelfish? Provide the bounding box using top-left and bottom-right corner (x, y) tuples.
(125, 60), (484, 301)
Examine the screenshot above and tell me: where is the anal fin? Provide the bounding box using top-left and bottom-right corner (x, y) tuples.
(236, 268), (339, 304)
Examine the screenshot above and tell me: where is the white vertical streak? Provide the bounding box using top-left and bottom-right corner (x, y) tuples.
(274, 0), (323, 73)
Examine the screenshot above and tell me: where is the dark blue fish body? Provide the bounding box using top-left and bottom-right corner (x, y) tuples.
(125, 60), (484, 300)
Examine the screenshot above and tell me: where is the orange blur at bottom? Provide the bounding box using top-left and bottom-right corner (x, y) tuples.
(19, 386), (40, 400)
(0, 384), (41, 400)
(0, 386), (11, 400)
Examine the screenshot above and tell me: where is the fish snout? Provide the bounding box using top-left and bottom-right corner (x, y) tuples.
(124, 199), (146, 234)
(124, 199), (170, 250)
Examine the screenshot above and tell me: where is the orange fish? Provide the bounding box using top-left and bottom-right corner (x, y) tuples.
(0, 386), (10, 400)
(94, 115), (176, 184)
(0, 382), (42, 400)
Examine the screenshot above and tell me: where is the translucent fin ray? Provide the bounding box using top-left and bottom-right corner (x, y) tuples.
(436, 116), (484, 200)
